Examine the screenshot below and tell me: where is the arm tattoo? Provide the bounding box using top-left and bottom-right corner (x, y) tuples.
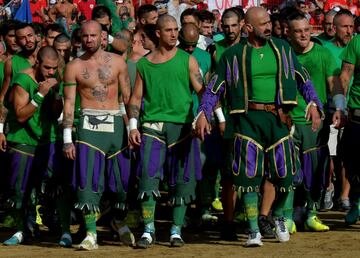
(82, 68), (90, 79)
(0, 103), (8, 123)
(195, 72), (203, 85)
(128, 104), (140, 119)
(62, 112), (74, 128)
(92, 85), (109, 102)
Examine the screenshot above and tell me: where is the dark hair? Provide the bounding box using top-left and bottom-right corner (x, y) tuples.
(92, 5), (112, 20)
(221, 7), (243, 23)
(71, 28), (81, 43)
(286, 11), (307, 24)
(199, 10), (215, 23)
(37, 46), (59, 63)
(180, 8), (200, 25)
(143, 23), (159, 46)
(137, 4), (158, 19)
(15, 22), (34, 33)
(334, 9), (354, 25)
(46, 23), (65, 36)
(54, 33), (71, 44)
(33, 22), (45, 37)
(0, 20), (20, 37)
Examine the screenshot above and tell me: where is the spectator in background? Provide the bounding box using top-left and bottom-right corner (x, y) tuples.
(198, 10), (215, 50)
(310, 8), (324, 33)
(45, 23), (65, 47)
(30, 0), (47, 23)
(354, 15), (360, 33)
(323, 0), (348, 11)
(77, 0), (96, 21)
(137, 4), (159, 28)
(212, 9), (222, 32)
(271, 13), (282, 37)
(347, 0), (359, 15)
(316, 9), (337, 43)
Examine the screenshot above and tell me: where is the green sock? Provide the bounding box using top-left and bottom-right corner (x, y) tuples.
(173, 203), (187, 227)
(305, 191), (317, 218)
(57, 190), (71, 234)
(214, 171), (221, 199)
(243, 192), (259, 232)
(12, 209), (25, 232)
(273, 191), (292, 218)
(141, 195), (156, 226)
(282, 191), (294, 221)
(84, 212), (97, 235)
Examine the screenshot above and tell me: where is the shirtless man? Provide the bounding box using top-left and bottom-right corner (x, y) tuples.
(128, 15), (203, 248)
(62, 20), (131, 250)
(48, 0), (76, 32)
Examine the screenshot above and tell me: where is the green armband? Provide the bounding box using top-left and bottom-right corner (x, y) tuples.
(63, 82), (77, 87)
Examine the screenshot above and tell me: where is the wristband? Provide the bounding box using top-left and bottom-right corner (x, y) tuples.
(108, 35), (114, 44)
(0, 123), (4, 133)
(63, 127), (73, 144)
(31, 92), (45, 107)
(214, 107), (226, 123)
(119, 102), (126, 116)
(333, 94), (346, 111)
(129, 118), (137, 130)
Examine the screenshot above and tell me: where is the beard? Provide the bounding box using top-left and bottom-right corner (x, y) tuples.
(20, 41), (37, 57)
(253, 27), (271, 41)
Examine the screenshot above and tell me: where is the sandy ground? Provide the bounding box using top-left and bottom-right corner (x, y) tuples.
(0, 210), (359, 258)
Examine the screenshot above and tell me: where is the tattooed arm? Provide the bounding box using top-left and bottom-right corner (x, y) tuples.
(62, 62), (77, 160)
(127, 70), (143, 147)
(117, 56), (131, 105)
(340, 61), (354, 96)
(189, 55), (205, 95)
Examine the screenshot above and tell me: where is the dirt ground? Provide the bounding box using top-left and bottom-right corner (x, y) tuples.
(0, 210), (359, 258)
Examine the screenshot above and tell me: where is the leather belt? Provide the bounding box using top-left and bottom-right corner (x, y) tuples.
(248, 102), (277, 114)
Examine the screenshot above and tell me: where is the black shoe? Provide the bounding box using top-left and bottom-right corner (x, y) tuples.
(136, 232), (155, 249)
(170, 234), (185, 247)
(259, 215), (276, 239)
(221, 222), (238, 241)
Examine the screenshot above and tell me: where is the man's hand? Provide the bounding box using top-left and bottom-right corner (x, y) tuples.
(0, 133), (6, 152)
(195, 112), (211, 141)
(38, 78), (58, 96)
(332, 110), (347, 129)
(218, 122), (226, 136)
(63, 142), (76, 160)
(129, 129), (141, 148)
(306, 105), (321, 132)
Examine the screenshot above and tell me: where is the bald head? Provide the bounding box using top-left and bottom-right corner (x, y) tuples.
(156, 15), (177, 30)
(81, 20), (102, 35)
(245, 7), (268, 25)
(180, 23), (199, 43)
(37, 46), (59, 63)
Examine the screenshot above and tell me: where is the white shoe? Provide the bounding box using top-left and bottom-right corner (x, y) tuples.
(245, 231), (263, 247)
(78, 233), (98, 250)
(274, 217), (290, 242)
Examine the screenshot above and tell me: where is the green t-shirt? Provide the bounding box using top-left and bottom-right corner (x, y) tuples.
(340, 35), (360, 109)
(191, 47), (211, 116)
(291, 43), (337, 124)
(250, 42), (277, 103)
(127, 59), (137, 91)
(137, 49), (193, 123)
(315, 33), (334, 45)
(7, 73), (61, 145)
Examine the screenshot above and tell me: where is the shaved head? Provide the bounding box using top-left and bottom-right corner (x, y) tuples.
(37, 46), (59, 63)
(156, 14), (177, 30)
(81, 20), (102, 35)
(245, 7), (268, 25)
(180, 23), (199, 43)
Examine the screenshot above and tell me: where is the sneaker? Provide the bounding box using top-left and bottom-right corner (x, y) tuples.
(136, 232), (155, 249)
(258, 215), (275, 239)
(244, 231), (263, 247)
(344, 202), (359, 225)
(322, 185), (334, 210)
(304, 216), (329, 231)
(110, 219), (135, 246)
(201, 211), (218, 223)
(78, 233), (98, 250)
(285, 219), (297, 234)
(338, 198), (351, 212)
(170, 234), (185, 247)
(274, 217), (290, 242)
(3, 231), (24, 246)
(59, 232), (72, 248)
(212, 198), (223, 211)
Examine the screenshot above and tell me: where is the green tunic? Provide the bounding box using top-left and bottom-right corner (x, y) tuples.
(291, 43), (338, 124)
(137, 49), (193, 123)
(340, 35), (360, 109)
(7, 73), (61, 146)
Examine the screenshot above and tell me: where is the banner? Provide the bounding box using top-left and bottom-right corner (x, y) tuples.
(205, 0), (258, 13)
